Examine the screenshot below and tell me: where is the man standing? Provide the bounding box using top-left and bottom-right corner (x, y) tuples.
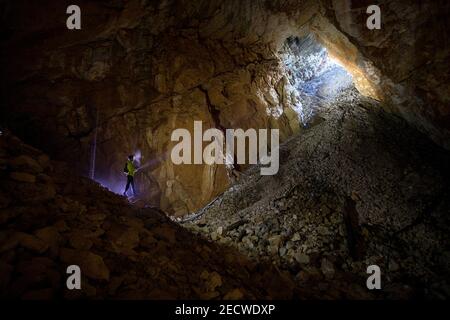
(123, 155), (137, 197)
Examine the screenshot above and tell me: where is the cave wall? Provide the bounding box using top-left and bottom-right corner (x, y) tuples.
(1, 0), (449, 215)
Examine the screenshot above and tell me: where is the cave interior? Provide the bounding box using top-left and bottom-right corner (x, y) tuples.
(0, 0), (449, 300)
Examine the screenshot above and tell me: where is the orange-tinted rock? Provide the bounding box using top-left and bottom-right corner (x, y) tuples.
(60, 248), (110, 281)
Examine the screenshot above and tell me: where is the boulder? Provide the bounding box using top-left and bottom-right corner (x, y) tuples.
(0, 231), (49, 254)
(152, 225), (176, 244)
(291, 232), (301, 242)
(200, 270), (223, 292)
(19, 232), (49, 254)
(268, 235), (282, 248)
(68, 233), (93, 250)
(223, 288), (244, 300)
(34, 226), (60, 255)
(295, 252), (310, 265)
(9, 155), (43, 174)
(10, 172), (36, 183)
(320, 258), (335, 279)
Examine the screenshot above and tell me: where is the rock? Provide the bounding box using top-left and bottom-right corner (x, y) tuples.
(0, 232), (48, 254)
(389, 259), (400, 272)
(68, 233), (93, 250)
(291, 232), (300, 242)
(121, 216), (144, 229)
(17, 232), (49, 254)
(321, 258), (335, 279)
(108, 276), (125, 296)
(152, 226), (176, 243)
(295, 270), (310, 283)
(37, 173), (52, 183)
(113, 227), (140, 251)
(201, 271), (222, 292)
(37, 154), (50, 169)
(140, 233), (157, 249)
(0, 232), (21, 253)
(54, 197), (69, 212)
(351, 191), (360, 202)
(60, 248), (110, 281)
(10, 172), (36, 183)
(295, 252), (310, 265)
(317, 226), (330, 236)
(197, 290), (221, 300)
(285, 241), (293, 250)
(318, 282), (329, 291)
(0, 208), (17, 225)
(268, 235), (282, 248)
(87, 213), (107, 222)
(18, 183), (56, 203)
(53, 220), (69, 232)
(30, 257), (55, 268)
(224, 288), (244, 300)
(82, 280), (97, 297)
(34, 226), (60, 255)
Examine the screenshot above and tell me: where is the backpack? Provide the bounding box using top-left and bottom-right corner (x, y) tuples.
(124, 162), (129, 174)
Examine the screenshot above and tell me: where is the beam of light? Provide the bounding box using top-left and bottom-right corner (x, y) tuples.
(136, 151), (169, 172)
(94, 177), (125, 195)
(89, 107), (100, 180)
(134, 149), (142, 166)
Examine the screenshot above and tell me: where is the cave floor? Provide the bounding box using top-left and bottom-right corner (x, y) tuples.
(183, 88), (450, 299)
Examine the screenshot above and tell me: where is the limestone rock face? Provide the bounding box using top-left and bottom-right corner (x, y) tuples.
(1, 0), (449, 214)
